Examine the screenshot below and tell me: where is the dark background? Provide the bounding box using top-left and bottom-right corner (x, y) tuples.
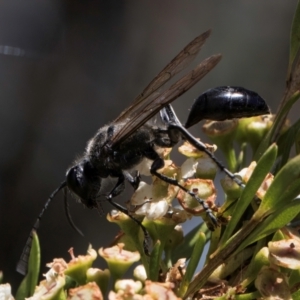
(0, 0), (297, 291)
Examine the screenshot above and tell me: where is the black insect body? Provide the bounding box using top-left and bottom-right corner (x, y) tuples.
(17, 30), (270, 275)
(185, 86), (270, 128)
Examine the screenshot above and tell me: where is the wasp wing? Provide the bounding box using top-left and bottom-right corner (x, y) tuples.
(111, 53), (222, 147)
(114, 30), (211, 123)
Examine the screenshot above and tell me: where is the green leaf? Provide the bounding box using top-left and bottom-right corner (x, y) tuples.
(15, 232), (40, 300)
(289, 269), (300, 287)
(149, 240), (162, 281)
(172, 222), (209, 262)
(276, 118), (300, 173)
(178, 232), (206, 297)
(220, 144), (277, 245)
(272, 229), (285, 241)
(257, 154), (300, 214)
(237, 200), (300, 252)
(288, 0), (300, 76)
(274, 178), (300, 212)
(239, 247), (269, 288)
(207, 226), (221, 258)
(254, 91), (300, 162)
(292, 289), (300, 300)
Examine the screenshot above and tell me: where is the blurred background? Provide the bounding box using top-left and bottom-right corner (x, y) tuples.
(0, 0), (297, 290)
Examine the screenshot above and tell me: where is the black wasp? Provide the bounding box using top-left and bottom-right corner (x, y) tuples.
(17, 30), (269, 274)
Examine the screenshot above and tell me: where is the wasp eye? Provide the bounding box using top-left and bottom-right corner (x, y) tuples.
(66, 165), (85, 197)
(66, 161), (100, 208)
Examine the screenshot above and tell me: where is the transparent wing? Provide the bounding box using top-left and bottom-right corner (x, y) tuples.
(114, 30), (211, 123)
(111, 53), (222, 147)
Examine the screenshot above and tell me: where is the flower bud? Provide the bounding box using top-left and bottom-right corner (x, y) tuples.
(220, 174), (242, 199)
(164, 225), (184, 252)
(178, 140), (217, 159)
(181, 157), (217, 180)
(268, 239), (300, 269)
(144, 281), (180, 299)
(142, 217), (177, 246)
(99, 243), (140, 281)
(255, 267), (291, 299)
(236, 115), (273, 152)
(28, 259), (66, 300)
(68, 282), (103, 300)
(107, 211), (145, 254)
(114, 279), (142, 293)
(86, 268), (110, 296)
(177, 179), (216, 215)
(133, 265), (147, 282)
(64, 246), (97, 285)
(131, 179), (175, 220)
(203, 120), (240, 171)
(236, 161), (274, 199)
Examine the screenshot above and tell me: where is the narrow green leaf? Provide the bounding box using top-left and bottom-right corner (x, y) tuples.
(15, 232), (40, 300)
(288, 0), (300, 76)
(220, 144), (277, 244)
(172, 222), (209, 262)
(240, 246), (269, 288)
(276, 117), (300, 172)
(237, 143), (248, 169)
(237, 200), (300, 252)
(254, 91), (300, 162)
(178, 232), (206, 297)
(258, 154), (300, 214)
(28, 232), (40, 295)
(149, 240), (162, 281)
(289, 269), (300, 287)
(207, 226), (221, 258)
(235, 291), (261, 300)
(272, 229), (285, 241)
(274, 178), (300, 212)
(292, 289), (300, 300)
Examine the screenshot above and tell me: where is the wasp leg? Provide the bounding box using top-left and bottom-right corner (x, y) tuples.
(144, 146), (218, 229)
(123, 170), (141, 190)
(162, 104), (244, 187)
(172, 123), (244, 187)
(106, 174), (126, 199)
(106, 174), (150, 255)
(107, 196), (151, 256)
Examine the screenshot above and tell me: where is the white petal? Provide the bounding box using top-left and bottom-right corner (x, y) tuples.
(134, 158), (152, 176)
(135, 202), (151, 216)
(131, 182), (153, 205)
(181, 158), (197, 179)
(0, 284), (14, 300)
(147, 200), (169, 220)
(133, 265), (147, 282)
(115, 279), (142, 293)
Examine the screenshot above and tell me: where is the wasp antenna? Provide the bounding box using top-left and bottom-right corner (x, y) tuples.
(16, 181), (67, 275)
(63, 187), (84, 236)
(95, 197), (105, 216)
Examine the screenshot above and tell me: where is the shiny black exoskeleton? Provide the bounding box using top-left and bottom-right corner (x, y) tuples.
(185, 86), (269, 128)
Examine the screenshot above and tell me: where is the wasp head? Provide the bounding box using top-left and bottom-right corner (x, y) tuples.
(66, 159), (101, 209)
